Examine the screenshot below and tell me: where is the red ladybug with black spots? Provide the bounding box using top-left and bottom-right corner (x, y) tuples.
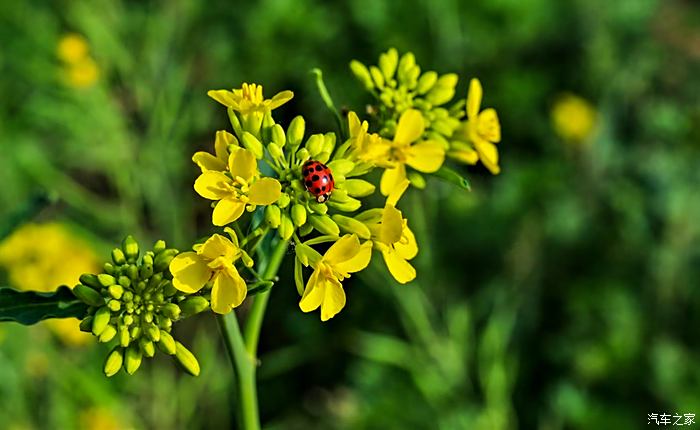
(302, 160), (334, 203)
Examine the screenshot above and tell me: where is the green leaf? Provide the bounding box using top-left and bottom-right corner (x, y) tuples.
(0, 286), (88, 325)
(432, 166), (471, 191)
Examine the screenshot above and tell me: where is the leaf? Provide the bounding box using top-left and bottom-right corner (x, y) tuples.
(432, 166), (471, 191)
(0, 286), (88, 325)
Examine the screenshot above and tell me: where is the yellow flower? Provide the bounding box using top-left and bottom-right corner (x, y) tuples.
(460, 78), (501, 174)
(64, 58), (100, 88)
(343, 111), (391, 167)
(379, 109), (445, 196)
(299, 234), (372, 321)
(170, 234), (248, 314)
(207, 83), (293, 115)
(192, 130), (239, 172)
(194, 148), (282, 226)
(551, 94), (597, 142)
(57, 33), (89, 64)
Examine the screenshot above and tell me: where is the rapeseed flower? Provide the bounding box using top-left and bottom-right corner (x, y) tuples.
(208, 83), (293, 115)
(456, 78), (501, 174)
(551, 93), (597, 142)
(193, 130), (239, 172)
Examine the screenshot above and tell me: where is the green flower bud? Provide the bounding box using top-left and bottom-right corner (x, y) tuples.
(327, 198), (362, 212)
(416, 71), (438, 95)
(175, 342), (200, 377)
(379, 48), (399, 80)
(276, 192), (291, 208)
(99, 325), (117, 343)
(261, 110), (275, 142)
(344, 179), (376, 197)
(73, 284), (105, 307)
(145, 323), (161, 342)
(97, 274), (116, 287)
(157, 330), (177, 355)
(108, 284), (124, 300)
(327, 159), (355, 176)
(153, 240), (167, 254)
(426, 73), (458, 106)
(350, 60), (374, 90)
(139, 337), (155, 358)
(119, 327), (130, 347)
(331, 215), (372, 239)
(130, 325), (142, 340)
(122, 291), (134, 302)
(79, 316), (93, 332)
(162, 281), (177, 298)
(290, 179), (305, 193)
(107, 299), (121, 312)
(369, 66), (384, 89)
(287, 115), (305, 149)
(92, 306), (111, 336)
(79, 274), (101, 289)
(322, 133), (336, 155)
(305, 134), (324, 157)
(139, 262), (154, 279)
(407, 171), (427, 189)
(296, 148), (310, 163)
(299, 223), (314, 236)
(125, 264), (138, 281)
(122, 235), (139, 262)
(265, 204), (281, 228)
(267, 142), (284, 163)
(291, 204), (307, 227)
(158, 316), (173, 330)
(241, 132), (264, 159)
(111, 248), (126, 265)
(117, 275), (131, 289)
(308, 201), (328, 215)
(160, 303), (181, 320)
(179, 296), (210, 317)
(147, 273), (163, 290)
(309, 215), (340, 236)
(278, 214), (294, 241)
(103, 262), (116, 275)
(271, 123), (286, 148)
(125, 344), (143, 375)
(103, 347), (124, 377)
(143, 312), (154, 324)
(328, 188), (349, 203)
(397, 52), (416, 83)
(154, 249), (178, 272)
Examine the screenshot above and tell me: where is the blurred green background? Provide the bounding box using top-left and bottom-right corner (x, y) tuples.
(1, 0), (700, 429)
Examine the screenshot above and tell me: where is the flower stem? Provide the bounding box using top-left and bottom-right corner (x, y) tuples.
(216, 238), (289, 430)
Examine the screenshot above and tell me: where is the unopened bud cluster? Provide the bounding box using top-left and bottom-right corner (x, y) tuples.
(73, 235), (208, 377)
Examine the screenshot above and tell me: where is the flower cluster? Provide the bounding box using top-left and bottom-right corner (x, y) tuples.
(175, 48), (502, 322)
(73, 236), (207, 376)
(56, 33), (100, 88)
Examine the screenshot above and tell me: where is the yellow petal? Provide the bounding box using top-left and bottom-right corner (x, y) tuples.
(380, 205), (404, 245)
(192, 152), (227, 172)
(448, 148), (479, 165)
(194, 171), (231, 200)
(321, 278), (346, 321)
(248, 178), (282, 205)
(478, 108), (501, 143)
(382, 249), (416, 284)
(207, 89), (236, 108)
(394, 109), (425, 144)
(324, 234), (360, 265)
(268, 90), (294, 110)
(347, 111), (366, 137)
(210, 268), (247, 314)
(170, 252), (211, 293)
(406, 140), (445, 173)
(395, 223), (418, 260)
(212, 198), (246, 226)
(299, 269), (324, 313)
(380, 164), (406, 196)
(215, 130), (237, 162)
(386, 179), (409, 207)
(335, 241), (373, 274)
(467, 78), (482, 119)
(473, 139), (500, 175)
(198, 234), (237, 261)
(228, 148), (256, 181)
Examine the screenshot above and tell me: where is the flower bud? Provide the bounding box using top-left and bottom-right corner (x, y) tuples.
(241, 132), (264, 159)
(426, 73), (458, 106)
(265, 204), (281, 228)
(125, 344), (143, 375)
(407, 171), (426, 189)
(299, 223), (314, 236)
(125, 264), (138, 281)
(308, 201), (328, 215)
(305, 134), (324, 157)
(327, 188), (349, 203)
(119, 327), (130, 347)
(350, 60), (374, 90)
(153, 240), (167, 254)
(268, 142), (285, 163)
(278, 214), (294, 241)
(276, 193), (291, 209)
(107, 299), (121, 312)
(291, 204), (307, 227)
(154, 249), (178, 272)
(108, 284), (124, 300)
(261, 110), (275, 142)
(327, 159), (355, 176)
(157, 330), (177, 355)
(308, 215), (340, 236)
(397, 52), (416, 82)
(139, 337), (155, 358)
(344, 179), (376, 197)
(103, 262), (116, 275)
(117, 275), (131, 288)
(160, 303), (181, 320)
(99, 325), (117, 343)
(79, 273), (101, 289)
(175, 342), (200, 377)
(122, 235), (140, 262)
(73, 284), (105, 307)
(287, 115), (305, 149)
(331, 215), (371, 239)
(270, 124), (286, 148)
(92, 306), (111, 336)
(322, 133), (336, 155)
(158, 316), (173, 330)
(103, 347), (124, 377)
(240, 251), (254, 268)
(111, 248), (126, 265)
(79, 316), (93, 332)
(97, 274), (116, 287)
(145, 323), (161, 342)
(416, 71), (438, 95)
(328, 198), (362, 212)
(379, 48), (398, 80)
(369, 66), (384, 89)
(295, 148), (310, 163)
(139, 262), (154, 279)
(179, 296), (210, 317)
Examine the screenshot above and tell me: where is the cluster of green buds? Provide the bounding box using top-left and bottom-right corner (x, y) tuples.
(73, 236), (209, 377)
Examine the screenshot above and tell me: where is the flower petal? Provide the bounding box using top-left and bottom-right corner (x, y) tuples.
(386, 179), (410, 207)
(210, 268), (247, 314)
(478, 108), (501, 143)
(194, 171), (231, 200)
(248, 178), (282, 205)
(268, 90), (294, 110)
(228, 148), (257, 181)
(380, 205), (404, 245)
(192, 152), (227, 172)
(473, 138), (500, 175)
(321, 278), (346, 321)
(466, 78), (482, 119)
(212, 198), (246, 226)
(299, 269), (324, 313)
(215, 130), (237, 162)
(335, 240), (372, 274)
(323, 234), (361, 265)
(198, 234), (237, 261)
(394, 109), (425, 144)
(382, 249), (417, 284)
(380, 164), (407, 196)
(207, 90), (237, 108)
(170, 252), (211, 293)
(406, 140), (445, 173)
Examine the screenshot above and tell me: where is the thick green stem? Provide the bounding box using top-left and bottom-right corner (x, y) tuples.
(216, 239), (289, 430)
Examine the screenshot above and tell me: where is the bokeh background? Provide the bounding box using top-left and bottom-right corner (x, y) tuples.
(1, 0), (700, 429)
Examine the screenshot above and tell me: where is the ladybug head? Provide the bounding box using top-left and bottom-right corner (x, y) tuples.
(316, 193), (330, 203)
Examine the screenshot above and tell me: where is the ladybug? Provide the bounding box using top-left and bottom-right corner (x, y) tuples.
(302, 160), (334, 203)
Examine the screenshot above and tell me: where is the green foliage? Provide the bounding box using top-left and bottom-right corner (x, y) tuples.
(0, 286), (87, 324)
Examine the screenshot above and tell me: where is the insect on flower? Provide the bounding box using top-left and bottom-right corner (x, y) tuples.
(302, 160), (334, 203)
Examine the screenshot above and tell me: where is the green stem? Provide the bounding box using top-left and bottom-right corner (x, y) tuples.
(216, 238), (289, 430)
(311, 68), (346, 140)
